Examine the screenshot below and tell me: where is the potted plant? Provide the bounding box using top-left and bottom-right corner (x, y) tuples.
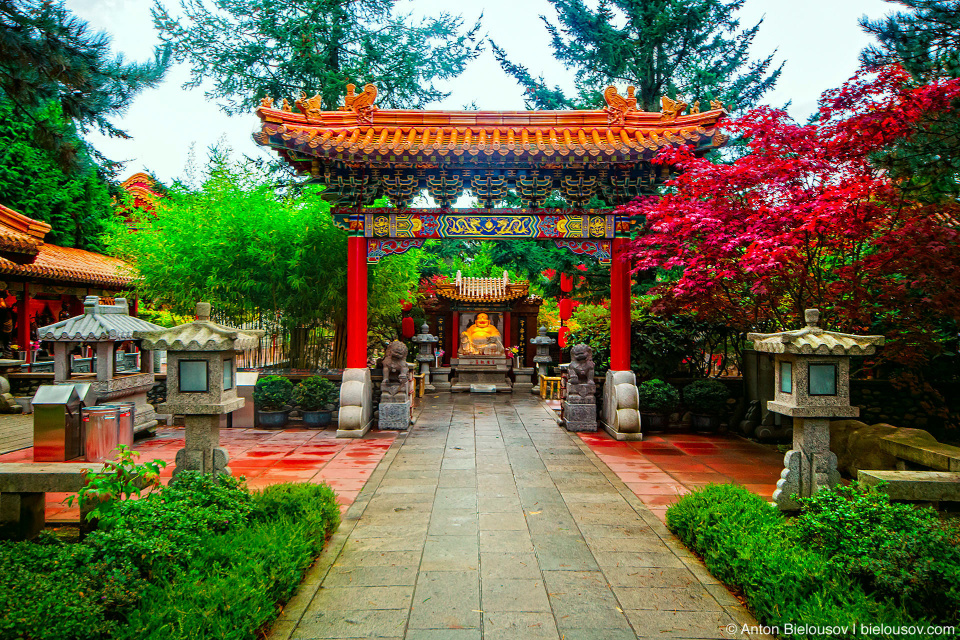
(293, 376), (338, 428)
(253, 375), (294, 428)
(682, 379), (730, 431)
(637, 379), (679, 431)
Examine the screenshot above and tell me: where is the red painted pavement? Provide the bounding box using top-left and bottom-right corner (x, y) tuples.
(0, 426), (397, 522)
(579, 430), (784, 522)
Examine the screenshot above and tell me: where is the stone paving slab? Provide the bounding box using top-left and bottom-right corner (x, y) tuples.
(270, 394), (771, 640)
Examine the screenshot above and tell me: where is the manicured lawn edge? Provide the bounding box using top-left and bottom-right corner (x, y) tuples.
(665, 484), (920, 640)
(0, 475), (340, 640)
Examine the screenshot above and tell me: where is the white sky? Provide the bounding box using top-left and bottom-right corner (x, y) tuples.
(65, 0), (894, 185)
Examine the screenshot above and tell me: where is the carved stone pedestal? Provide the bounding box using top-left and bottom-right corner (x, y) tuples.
(174, 415), (230, 477)
(513, 367), (535, 394)
(379, 401), (411, 430)
(450, 356), (512, 392)
(563, 402), (597, 432)
(602, 370), (642, 441)
(432, 367), (452, 392)
(338, 368), (373, 438)
(772, 417), (841, 510)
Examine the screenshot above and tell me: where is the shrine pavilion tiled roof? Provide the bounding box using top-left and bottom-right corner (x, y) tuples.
(119, 172), (164, 213)
(253, 84), (728, 207)
(0, 203), (133, 288)
(435, 272), (530, 303)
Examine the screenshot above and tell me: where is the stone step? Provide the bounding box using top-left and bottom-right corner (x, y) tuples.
(858, 469), (960, 501)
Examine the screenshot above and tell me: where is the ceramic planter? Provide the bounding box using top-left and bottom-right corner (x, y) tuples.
(640, 412), (670, 432)
(258, 409), (289, 429)
(302, 410), (333, 428)
(690, 412), (720, 432)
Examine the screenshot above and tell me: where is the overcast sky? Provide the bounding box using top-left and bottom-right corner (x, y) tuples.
(65, 0), (894, 184)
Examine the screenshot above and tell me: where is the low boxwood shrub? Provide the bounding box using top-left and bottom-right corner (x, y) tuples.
(0, 473), (340, 640)
(666, 484), (916, 638)
(254, 375), (295, 411)
(293, 376), (338, 411)
(636, 379), (680, 413)
(681, 379), (729, 414)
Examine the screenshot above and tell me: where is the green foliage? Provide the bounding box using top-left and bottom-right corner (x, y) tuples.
(0, 1), (169, 171)
(666, 484), (912, 638)
(492, 0), (781, 112)
(153, 0), (481, 114)
(795, 483), (960, 623)
(254, 375), (295, 412)
(636, 379), (680, 413)
(0, 474), (339, 640)
(681, 379), (729, 414)
(292, 376), (338, 411)
(106, 153), (420, 368)
(0, 98), (119, 251)
(135, 305), (193, 328)
(63, 445), (165, 522)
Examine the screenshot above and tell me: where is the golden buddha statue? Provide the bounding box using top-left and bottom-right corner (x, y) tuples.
(460, 312), (504, 356)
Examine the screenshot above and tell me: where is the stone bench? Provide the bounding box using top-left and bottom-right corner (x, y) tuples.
(879, 434), (960, 472)
(0, 462), (105, 539)
(858, 469), (960, 502)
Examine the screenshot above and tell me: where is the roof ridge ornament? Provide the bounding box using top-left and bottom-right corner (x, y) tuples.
(295, 91), (324, 120)
(339, 83), (378, 125)
(660, 96), (689, 122)
(603, 85), (637, 125)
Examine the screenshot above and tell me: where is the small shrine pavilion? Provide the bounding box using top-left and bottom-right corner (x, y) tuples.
(0, 203), (134, 365)
(253, 84), (726, 436)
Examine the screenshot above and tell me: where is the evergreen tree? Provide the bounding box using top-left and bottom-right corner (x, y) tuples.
(859, 1), (960, 200)
(492, 0), (781, 111)
(0, 0), (170, 169)
(153, 0), (482, 113)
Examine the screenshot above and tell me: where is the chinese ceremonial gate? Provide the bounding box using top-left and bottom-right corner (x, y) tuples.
(254, 83), (726, 438)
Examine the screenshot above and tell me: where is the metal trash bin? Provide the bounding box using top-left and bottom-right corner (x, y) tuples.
(236, 371), (260, 428)
(32, 385), (82, 462)
(82, 406), (119, 462)
(100, 401), (135, 448)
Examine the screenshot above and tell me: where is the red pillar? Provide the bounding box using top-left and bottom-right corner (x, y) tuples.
(610, 238), (631, 371)
(346, 236), (368, 369)
(451, 311), (459, 356)
(17, 284), (31, 364)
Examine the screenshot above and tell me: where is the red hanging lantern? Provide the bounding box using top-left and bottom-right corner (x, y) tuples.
(558, 326), (570, 348)
(560, 273), (573, 292)
(400, 299), (413, 312)
(559, 298), (573, 321)
(401, 317), (415, 338)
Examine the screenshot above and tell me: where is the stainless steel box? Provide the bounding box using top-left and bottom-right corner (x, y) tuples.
(234, 371), (259, 429)
(32, 385), (82, 462)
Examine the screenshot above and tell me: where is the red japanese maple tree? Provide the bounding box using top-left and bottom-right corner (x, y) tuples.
(625, 66), (960, 364)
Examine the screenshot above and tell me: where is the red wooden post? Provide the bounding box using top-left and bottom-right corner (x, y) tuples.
(346, 236), (368, 369)
(503, 311), (511, 351)
(17, 284), (31, 364)
(451, 311), (459, 356)
(610, 238), (631, 371)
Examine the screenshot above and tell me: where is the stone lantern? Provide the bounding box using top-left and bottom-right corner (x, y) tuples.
(39, 296), (164, 433)
(748, 309), (884, 509)
(136, 302), (264, 476)
(411, 322), (438, 392)
(529, 326), (555, 394)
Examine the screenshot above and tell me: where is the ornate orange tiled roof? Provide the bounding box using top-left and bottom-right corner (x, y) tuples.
(254, 84), (726, 171)
(0, 204), (132, 288)
(0, 203), (51, 256)
(436, 272), (530, 302)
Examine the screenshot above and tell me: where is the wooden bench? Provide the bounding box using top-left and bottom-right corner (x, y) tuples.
(859, 469), (960, 502)
(879, 435), (960, 472)
(0, 462), (104, 539)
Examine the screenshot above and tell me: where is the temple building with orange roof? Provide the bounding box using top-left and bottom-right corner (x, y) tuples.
(117, 172), (165, 226)
(0, 202), (134, 366)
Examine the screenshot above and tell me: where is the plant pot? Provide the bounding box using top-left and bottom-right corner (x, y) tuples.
(258, 409), (290, 429)
(690, 412), (720, 432)
(302, 410), (332, 428)
(640, 412), (670, 432)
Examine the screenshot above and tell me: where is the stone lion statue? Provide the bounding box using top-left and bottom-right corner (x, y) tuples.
(566, 343), (596, 404)
(381, 340), (410, 402)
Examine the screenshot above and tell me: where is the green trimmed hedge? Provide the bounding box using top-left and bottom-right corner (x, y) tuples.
(0, 473), (339, 640)
(665, 484), (952, 639)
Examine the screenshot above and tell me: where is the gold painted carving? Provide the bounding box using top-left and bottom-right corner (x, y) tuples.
(260, 96), (274, 108)
(339, 83), (378, 124)
(660, 96), (688, 122)
(710, 99), (724, 110)
(690, 100), (700, 114)
(295, 92), (324, 119)
(603, 85), (637, 125)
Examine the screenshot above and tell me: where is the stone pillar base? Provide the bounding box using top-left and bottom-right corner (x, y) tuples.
(173, 414), (229, 477)
(773, 417), (840, 510)
(379, 401), (411, 430)
(602, 370), (642, 441)
(0, 492), (43, 540)
(337, 368), (373, 438)
(563, 401), (597, 432)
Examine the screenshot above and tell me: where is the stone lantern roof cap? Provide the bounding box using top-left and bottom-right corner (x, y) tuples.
(38, 295), (164, 341)
(135, 302), (265, 352)
(747, 309), (884, 356)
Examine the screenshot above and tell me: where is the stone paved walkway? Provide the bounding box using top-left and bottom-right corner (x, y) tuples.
(271, 394), (770, 640)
